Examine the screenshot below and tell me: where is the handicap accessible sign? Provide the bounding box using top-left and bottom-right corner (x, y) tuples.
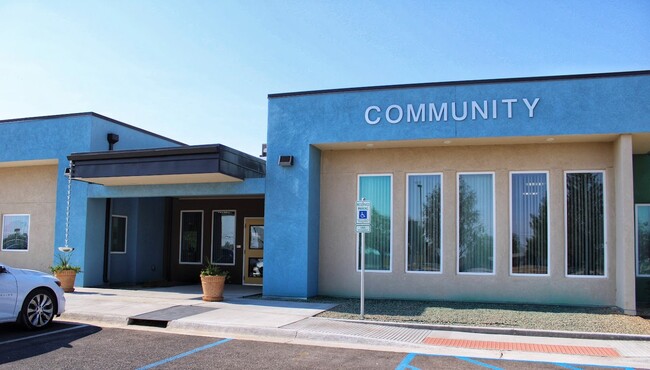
(356, 200), (371, 233)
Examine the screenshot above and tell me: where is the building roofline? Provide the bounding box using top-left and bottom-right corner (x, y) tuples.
(268, 70), (650, 99)
(0, 112), (186, 146)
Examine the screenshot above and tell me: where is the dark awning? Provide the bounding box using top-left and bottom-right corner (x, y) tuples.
(68, 144), (265, 186)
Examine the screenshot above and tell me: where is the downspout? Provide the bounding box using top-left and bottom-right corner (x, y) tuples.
(102, 133), (119, 283)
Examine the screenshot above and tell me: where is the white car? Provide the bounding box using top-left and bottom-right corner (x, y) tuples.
(0, 264), (66, 329)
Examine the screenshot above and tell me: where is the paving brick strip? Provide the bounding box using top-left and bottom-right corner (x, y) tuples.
(422, 337), (621, 357)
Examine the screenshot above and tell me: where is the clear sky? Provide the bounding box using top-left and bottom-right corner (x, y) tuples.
(1, 0), (648, 156)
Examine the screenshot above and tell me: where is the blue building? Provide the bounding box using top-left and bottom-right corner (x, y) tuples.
(264, 71), (650, 315)
(1, 71), (649, 314)
(0, 113), (265, 287)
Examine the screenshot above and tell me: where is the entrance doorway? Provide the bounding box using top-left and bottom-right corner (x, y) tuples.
(243, 217), (264, 285)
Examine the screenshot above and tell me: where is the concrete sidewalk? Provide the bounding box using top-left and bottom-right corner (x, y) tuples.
(60, 285), (650, 369)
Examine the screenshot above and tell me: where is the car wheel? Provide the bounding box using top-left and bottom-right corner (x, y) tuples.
(20, 288), (56, 330)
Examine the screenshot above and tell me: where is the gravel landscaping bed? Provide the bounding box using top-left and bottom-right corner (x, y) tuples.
(307, 297), (650, 335)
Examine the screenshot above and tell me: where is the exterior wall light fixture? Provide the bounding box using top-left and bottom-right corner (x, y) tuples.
(278, 155), (294, 167)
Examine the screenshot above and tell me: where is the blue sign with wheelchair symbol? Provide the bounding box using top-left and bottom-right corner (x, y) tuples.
(356, 201), (371, 225)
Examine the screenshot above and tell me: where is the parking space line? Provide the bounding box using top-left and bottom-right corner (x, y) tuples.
(0, 324), (90, 345)
(394, 353), (419, 370)
(136, 338), (233, 370)
(552, 364), (583, 369)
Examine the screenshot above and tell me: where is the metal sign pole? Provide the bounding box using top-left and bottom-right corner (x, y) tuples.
(360, 231), (365, 320)
(355, 198), (370, 321)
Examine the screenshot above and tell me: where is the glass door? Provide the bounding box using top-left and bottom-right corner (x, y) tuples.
(243, 217), (264, 285)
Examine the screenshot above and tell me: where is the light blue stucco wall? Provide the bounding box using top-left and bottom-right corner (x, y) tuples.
(264, 72), (650, 298)
(0, 113), (183, 286)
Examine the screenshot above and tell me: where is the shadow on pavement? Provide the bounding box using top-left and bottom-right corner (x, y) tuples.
(0, 321), (102, 365)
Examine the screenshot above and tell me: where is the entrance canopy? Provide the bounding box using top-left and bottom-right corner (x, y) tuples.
(68, 144), (265, 186)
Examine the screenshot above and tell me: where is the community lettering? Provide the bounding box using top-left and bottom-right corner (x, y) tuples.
(364, 98), (540, 125)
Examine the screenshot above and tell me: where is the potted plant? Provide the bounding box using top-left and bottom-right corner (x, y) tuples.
(50, 248), (81, 293)
(200, 257), (228, 302)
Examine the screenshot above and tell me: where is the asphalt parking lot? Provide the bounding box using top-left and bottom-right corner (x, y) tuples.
(1, 322), (644, 370)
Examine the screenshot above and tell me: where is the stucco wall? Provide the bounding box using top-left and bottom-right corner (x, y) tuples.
(319, 141), (617, 306)
(0, 164), (58, 272)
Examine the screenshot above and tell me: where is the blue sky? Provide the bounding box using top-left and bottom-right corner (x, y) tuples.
(1, 0), (648, 155)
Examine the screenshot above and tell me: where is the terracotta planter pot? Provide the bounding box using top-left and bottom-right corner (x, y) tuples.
(200, 275), (226, 302)
(55, 270), (77, 293)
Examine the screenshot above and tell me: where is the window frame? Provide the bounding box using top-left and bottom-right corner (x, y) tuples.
(109, 215), (128, 254)
(456, 172), (496, 275)
(405, 172), (443, 274)
(356, 173), (393, 273)
(635, 203), (650, 277)
(563, 170), (607, 278)
(179, 210), (204, 265)
(211, 210), (236, 266)
(509, 171), (550, 277)
(1, 214), (30, 252)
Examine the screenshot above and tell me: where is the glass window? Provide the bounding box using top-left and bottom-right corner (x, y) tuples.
(407, 174), (442, 272)
(358, 175), (392, 271)
(458, 173), (494, 274)
(110, 215), (127, 253)
(510, 173), (548, 275)
(180, 211), (203, 264)
(249, 226), (264, 249)
(248, 258), (263, 277)
(565, 171), (605, 276)
(1, 214), (30, 251)
(636, 204), (650, 277)
(212, 211), (236, 265)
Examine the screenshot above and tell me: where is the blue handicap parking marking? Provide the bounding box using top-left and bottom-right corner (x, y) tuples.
(359, 210), (367, 219)
(395, 353), (636, 370)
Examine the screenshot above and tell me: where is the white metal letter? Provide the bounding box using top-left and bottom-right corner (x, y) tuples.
(523, 98), (540, 118)
(428, 102), (448, 122)
(386, 105), (403, 124)
(492, 100), (497, 119)
(471, 100), (488, 120)
(365, 106), (381, 125)
(501, 99), (517, 119)
(407, 104), (425, 123)
(451, 101), (468, 121)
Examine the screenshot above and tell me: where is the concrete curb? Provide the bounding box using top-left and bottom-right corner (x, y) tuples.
(169, 320), (434, 349)
(60, 312), (129, 327)
(61, 310), (650, 343)
(167, 321), (299, 340)
(323, 317), (650, 342)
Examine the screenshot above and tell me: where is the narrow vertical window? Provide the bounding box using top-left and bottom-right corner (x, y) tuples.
(565, 171), (605, 276)
(212, 211), (236, 265)
(458, 173), (495, 274)
(110, 215), (127, 254)
(636, 204), (650, 277)
(180, 211), (203, 264)
(407, 174), (442, 272)
(358, 175), (392, 271)
(510, 173), (548, 275)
